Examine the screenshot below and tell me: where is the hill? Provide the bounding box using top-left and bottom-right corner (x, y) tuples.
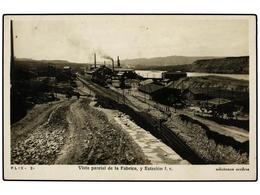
(169, 56), (249, 74)
(14, 58), (90, 71)
(122, 55), (249, 74)
(121, 56), (217, 68)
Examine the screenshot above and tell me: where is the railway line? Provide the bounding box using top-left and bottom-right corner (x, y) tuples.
(76, 74), (205, 164)
(77, 74), (141, 111)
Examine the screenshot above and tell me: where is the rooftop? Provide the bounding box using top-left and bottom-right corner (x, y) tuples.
(139, 83), (164, 94)
(139, 79), (154, 86)
(114, 68), (134, 72)
(163, 71), (187, 75)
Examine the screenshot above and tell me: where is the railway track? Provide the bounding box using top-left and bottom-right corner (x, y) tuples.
(76, 74), (205, 164)
(77, 75), (137, 110)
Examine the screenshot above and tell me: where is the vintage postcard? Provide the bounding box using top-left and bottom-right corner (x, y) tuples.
(3, 14), (257, 181)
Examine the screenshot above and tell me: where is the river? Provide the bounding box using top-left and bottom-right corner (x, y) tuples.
(135, 70), (249, 81)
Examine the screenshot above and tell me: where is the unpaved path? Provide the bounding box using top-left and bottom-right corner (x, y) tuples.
(11, 100), (71, 164)
(11, 100), (65, 146)
(56, 98), (149, 164)
(11, 95), (149, 164)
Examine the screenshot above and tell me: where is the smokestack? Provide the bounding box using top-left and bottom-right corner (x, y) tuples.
(94, 53), (96, 68)
(111, 59), (114, 72)
(117, 56), (120, 67)
(101, 55), (114, 70)
(104, 61), (106, 66)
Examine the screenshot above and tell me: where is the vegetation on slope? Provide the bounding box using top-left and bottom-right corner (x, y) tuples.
(130, 56), (249, 74)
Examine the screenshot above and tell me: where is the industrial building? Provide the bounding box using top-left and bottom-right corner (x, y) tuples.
(200, 98), (235, 118)
(138, 82), (182, 105)
(91, 66), (113, 86)
(182, 87), (249, 101)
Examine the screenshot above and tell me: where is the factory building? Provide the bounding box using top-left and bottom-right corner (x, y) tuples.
(138, 82), (182, 106)
(138, 83), (164, 95)
(91, 66), (113, 86)
(182, 87), (249, 101)
(200, 98), (236, 118)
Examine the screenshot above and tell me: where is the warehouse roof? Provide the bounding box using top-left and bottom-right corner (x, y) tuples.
(138, 83), (164, 94)
(139, 79), (154, 86)
(163, 71), (187, 75)
(114, 68), (134, 72)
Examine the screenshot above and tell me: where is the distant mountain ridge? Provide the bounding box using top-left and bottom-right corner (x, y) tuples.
(121, 55), (249, 74)
(14, 58), (90, 70)
(15, 58), (79, 65)
(14, 55), (249, 74)
(121, 55), (219, 68)
(169, 56), (249, 74)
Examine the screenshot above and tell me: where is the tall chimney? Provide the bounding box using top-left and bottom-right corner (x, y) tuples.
(117, 56), (120, 67)
(94, 53), (96, 68)
(111, 59), (114, 72)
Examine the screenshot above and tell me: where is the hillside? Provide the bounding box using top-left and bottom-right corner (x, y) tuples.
(121, 56), (217, 68)
(123, 56), (249, 74)
(174, 76), (249, 92)
(169, 56), (249, 74)
(14, 55), (249, 74)
(14, 58), (90, 71)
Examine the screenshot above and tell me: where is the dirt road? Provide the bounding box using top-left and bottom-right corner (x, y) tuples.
(11, 96), (149, 165)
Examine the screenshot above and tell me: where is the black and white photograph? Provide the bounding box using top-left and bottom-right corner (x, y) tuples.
(3, 14), (257, 180)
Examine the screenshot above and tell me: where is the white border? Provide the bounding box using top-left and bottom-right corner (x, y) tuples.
(2, 14), (257, 181)
(0, 0), (259, 195)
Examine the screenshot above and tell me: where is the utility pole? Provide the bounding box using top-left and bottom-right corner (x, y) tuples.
(218, 87), (221, 104)
(181, 79), (184, 93)
(10, 20), (14, 83)
(122, 88), (125, 104)
(206, 84), (209, 107)
(148, 85), (150, 111)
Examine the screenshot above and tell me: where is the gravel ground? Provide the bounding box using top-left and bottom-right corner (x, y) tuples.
(65, 98), (149, 164)
(11, 102), (70, 164)
(11, 95), (148, 165)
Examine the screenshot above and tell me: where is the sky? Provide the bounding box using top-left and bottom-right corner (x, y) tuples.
(12, 15), (249, 63)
